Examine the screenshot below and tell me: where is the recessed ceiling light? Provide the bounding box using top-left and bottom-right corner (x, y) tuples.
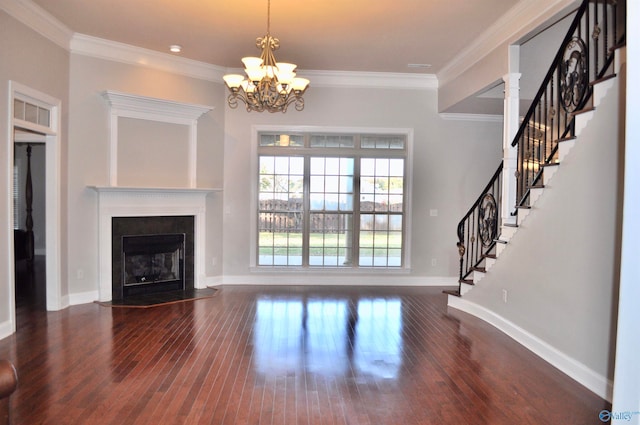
(169, 45), (182, 53)
(407, 63), (432, 69)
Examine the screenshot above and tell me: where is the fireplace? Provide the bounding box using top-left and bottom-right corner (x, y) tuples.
(112, 216), (194, 301)
(122, 233), (185, 296)
(92, 186), (215, 302)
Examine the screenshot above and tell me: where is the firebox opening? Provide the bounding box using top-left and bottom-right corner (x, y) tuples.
(122, 233), (185, 297)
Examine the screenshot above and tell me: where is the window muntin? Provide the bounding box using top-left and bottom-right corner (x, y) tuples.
(257, 132), (407, 268)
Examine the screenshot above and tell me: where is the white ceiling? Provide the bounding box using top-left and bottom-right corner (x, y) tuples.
(31, 0), (522, 75)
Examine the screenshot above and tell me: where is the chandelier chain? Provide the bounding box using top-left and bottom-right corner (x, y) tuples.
(267, 0), (271, 35)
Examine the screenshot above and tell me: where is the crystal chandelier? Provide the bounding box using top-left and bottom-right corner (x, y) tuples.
(223, 0), (310, 113)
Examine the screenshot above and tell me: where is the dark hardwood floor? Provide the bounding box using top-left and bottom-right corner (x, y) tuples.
(1, 283), (610, 424)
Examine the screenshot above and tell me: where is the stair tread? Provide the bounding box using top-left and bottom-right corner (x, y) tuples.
(472, 267), (486, 273)
(573, 106), (595, 116)
(591, 73), (616, 86)
(459, 279), (475, 285)
(504, 222), (518, 228)
(542, 162), (560, 168)
(528, 184), (544, 189)
(483, 254), (497, 259)
(494, 239), (508, 244)
(610, 41), (626, 52)
(516, 205), (531, 209)
(443, 290), (461, 297)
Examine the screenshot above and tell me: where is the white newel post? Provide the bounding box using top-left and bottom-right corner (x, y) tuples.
(501, 71), (521, 226)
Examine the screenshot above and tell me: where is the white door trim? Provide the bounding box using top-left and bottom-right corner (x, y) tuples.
(7, 81), (63, 331)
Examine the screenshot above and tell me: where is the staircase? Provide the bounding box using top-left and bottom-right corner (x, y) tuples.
(447, 0), (626, 299)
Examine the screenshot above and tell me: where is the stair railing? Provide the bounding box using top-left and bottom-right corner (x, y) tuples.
(456, 162), (503, 292)
(513, 0), (626, 209)
(454, 0), (625, 291)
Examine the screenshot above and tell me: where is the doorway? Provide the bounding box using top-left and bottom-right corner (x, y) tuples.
(13, 135), (46, 309)
(6, 81), (62, 335)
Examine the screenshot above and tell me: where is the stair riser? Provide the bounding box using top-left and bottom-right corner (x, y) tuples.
(543, 166), (559, 185)
(558, 139), (577, 162)
(529, 188), (544, 206)
(574, 110), (595, 136)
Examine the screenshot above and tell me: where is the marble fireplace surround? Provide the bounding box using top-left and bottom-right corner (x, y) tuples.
(92, 186), (216, 302)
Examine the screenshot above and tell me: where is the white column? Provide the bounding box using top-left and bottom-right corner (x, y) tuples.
(611, 3), (640, 423)
(501, 71), (521, 226)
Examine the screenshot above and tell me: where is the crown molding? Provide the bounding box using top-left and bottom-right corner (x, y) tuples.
(437, 0), (578, 87)
(439, 113), (503, 123)
(1, 0), (73, 49)
(101, 90), (213, 123)
(72, 34), (437, 89)
(71, 34), (228, 82)
(6, 0), (438, 89)
(300, 70), (438, 90)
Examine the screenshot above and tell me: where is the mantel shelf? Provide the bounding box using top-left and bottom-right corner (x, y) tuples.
(88, 186), (222, 194)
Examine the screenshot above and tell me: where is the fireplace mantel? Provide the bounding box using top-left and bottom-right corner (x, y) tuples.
(90, 185), (220, 301)
(89, 186), (221, 194)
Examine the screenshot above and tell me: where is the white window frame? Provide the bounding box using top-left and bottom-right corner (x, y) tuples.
(249, 125), (414, 271)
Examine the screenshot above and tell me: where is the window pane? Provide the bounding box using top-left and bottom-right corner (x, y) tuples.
(375, 159), (389, 175)
(25, 103), (38, 123)
(325, 175), (339, 192)
(309, 213), (353, 267)
(389, 195), (403, 212)
(260, 133), (303, 147)
(389, 159), (404, 176)
(389, 215), (403, 231)
(361, 158), (375, 175)
(13, 99), (24, 120)
(325, 158), (341, 175)
(38, 107), (50, 127)
(361, 135), (405, 150)
(310, 175), (324, 192)
(310, 134), (354, 148)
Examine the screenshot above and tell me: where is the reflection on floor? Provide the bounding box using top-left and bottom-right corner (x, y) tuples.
(1, 285), (610, 424)
(254, 296), (402, 379)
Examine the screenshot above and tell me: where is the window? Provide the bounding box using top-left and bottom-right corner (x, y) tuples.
(257, 131), (408, 268)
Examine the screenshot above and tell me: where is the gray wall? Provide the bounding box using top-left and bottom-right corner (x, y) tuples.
(66, 54), (226, 296)
(222, 86), (503, 280)
(462, 76), (623, 386)
(0, 11), (69, 329)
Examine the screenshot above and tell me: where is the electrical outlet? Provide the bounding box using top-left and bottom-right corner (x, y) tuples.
(211, 257), (217, 266)
(431, 258), (437, 266)
(77, 269), (84, 280)
(502, 289), (508, 303)
(430, 209), (438, 217)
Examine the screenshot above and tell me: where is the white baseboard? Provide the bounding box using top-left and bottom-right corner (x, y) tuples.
(54, 275), (456, 305)
(0, 319), (15, 341)
(223, 274), (456, 287)
(201, 275), (223, 287)
(68, 290), (99, 306)
(447, 295), (613, 402)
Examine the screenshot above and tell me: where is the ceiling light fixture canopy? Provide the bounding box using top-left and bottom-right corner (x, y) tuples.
(223, 0), (309, 113)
